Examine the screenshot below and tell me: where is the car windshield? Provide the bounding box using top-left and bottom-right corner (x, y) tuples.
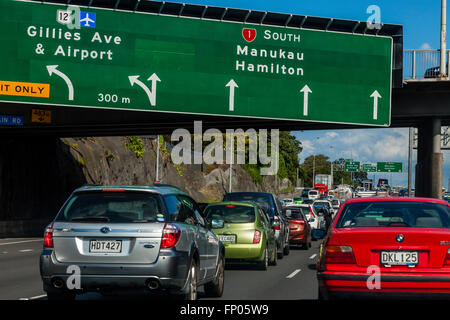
(55, 192), (164, 223)
(204, 204), (255, 223)
(224, 194), (272, 216)
(309, 191), (318, 195)
(336, 201), (450, 228)
(303, 199), (314, 204)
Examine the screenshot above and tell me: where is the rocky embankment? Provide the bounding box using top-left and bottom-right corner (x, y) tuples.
(0, 136), (292, 236)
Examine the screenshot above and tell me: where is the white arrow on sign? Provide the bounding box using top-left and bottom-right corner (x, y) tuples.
(226, 79), (238, 111)
(300, 85), (312, 116)
(370, 90), (382, 120)
(129, 74), (160, 107)
(46, 65), (74, 101)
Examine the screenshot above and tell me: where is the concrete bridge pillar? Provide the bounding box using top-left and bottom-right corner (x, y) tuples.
(415, 119), (443, 199)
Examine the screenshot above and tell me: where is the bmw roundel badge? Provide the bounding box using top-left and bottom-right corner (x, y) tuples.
(396, 234), (404, 243)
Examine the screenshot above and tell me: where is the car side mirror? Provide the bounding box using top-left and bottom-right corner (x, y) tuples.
(272, 220), (281, 228)
(211, 219), (225, 229)
(309, 218), (315, 223)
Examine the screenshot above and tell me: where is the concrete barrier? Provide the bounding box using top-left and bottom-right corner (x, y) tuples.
(0, 219), (52, 238)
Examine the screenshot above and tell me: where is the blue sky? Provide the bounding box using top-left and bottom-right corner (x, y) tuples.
(169, 0), (447, 187)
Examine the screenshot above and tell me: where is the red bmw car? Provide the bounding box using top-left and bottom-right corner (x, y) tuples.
(317, 197), (450, 299)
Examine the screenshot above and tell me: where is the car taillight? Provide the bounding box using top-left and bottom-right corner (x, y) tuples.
(44, 223), (54, 248)
(253, 230), (262, 244)
(325, 245), (356, 264)
(161, 223), (181, 249)
(273, 216), (281, 230)
(309, 207), (316, 218)
(444, 249), (450, 265)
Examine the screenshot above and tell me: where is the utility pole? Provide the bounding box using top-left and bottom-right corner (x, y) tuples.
(229, 132), (233, 193)
(312, 155), (316, 188)
(156, 135), (160, 182)
(408, 127), (413, 197)
(441, 0), (447, 78)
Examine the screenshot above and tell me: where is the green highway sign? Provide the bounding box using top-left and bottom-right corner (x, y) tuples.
(0, 1), (392, 126)
(345, 161), (360, 172)
(377, 162), (403, 173)
(362, 163), (377, 172)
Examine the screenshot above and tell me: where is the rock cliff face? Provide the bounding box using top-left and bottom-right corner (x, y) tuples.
(0, 136), (290, 223)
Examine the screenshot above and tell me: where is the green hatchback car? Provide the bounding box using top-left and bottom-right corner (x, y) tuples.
(204, 201), (278, 270)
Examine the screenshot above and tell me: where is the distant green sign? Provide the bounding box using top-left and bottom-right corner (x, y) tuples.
(377, 162), (402, 173)
(0, 0), (393, 126)
(345, 161), (360, 172)
(362, 163), (377, 172)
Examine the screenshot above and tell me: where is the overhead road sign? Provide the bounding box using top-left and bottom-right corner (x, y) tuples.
(345, 160), (360, 172)
(377, 162), (403, 173)
(362, 163), (377, 172)
(0, 0), (401, 127)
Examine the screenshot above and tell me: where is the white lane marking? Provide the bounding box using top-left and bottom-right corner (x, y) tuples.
(19, 249), (33, 252)
(19, 294), (47, 300)
(309, 254), (317, 259)
(0, 239), (42, 246)
(286, 269), (301, 279)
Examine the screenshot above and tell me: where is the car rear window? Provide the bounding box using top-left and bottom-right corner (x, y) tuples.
(224, 194), (272, 216)
(285, 208), (307, 220)
(56, 192), (165, 223)
(336, 201), (450, 228)
(309, 191), (318, 195)
(331, 200), (339, 206)
(315, 201), (330, 208)
(204, 205), (255, 224)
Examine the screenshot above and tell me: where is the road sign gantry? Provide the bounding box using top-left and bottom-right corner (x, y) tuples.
(0, 1), (393, 126)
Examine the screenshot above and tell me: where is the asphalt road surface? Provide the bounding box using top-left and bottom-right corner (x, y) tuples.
(0, 237), (320, 300)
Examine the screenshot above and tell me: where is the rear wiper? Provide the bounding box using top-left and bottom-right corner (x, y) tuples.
(70, 216), (110, 222)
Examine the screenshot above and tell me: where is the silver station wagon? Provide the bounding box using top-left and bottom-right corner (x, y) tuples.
(40, 185), (225, 300)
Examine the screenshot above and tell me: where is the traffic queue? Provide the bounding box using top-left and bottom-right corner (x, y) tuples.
(40, 184), (324, 300)
(39, 182), (450, 300)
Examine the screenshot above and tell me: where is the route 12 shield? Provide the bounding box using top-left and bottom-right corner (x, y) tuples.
(242, 28), (256, 42)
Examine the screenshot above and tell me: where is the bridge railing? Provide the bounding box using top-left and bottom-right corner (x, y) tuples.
(404, 49), (450, 80)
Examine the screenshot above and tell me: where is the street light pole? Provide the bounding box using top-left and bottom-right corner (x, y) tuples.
(312, 155), (316, 188)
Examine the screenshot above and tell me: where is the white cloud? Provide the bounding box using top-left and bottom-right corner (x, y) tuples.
(419, 42), (432, 50)
(326, 131), (339, 138)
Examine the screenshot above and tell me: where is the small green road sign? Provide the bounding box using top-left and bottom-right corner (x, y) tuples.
(0, 1), (393, 126)
(345, 161), (360, 172)
(362, 163), (377, 172)
(377, 162), (403, 173)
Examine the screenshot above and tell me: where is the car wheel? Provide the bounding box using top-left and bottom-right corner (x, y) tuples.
(269, 244), (278, 266)
(204, 256), (225, 297)
(184, 260), (198, 300)
(258, 247), (268, 270)
(277, 242), (284, 259)
(283, 243), (290, 256)
(46, 291), (76, 301)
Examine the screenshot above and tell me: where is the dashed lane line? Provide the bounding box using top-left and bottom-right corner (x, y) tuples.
(286, 269), (301, 279)
(19, 294), (47, 300)
(309, 254), (317, 259)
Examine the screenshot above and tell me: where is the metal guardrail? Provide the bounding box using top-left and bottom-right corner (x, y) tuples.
(404, 49), (450, 80)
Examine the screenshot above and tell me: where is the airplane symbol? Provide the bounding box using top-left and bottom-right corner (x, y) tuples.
(80, 12), (96, 27)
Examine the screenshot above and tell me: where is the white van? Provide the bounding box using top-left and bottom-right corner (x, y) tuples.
(308, 190), (320, 200)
